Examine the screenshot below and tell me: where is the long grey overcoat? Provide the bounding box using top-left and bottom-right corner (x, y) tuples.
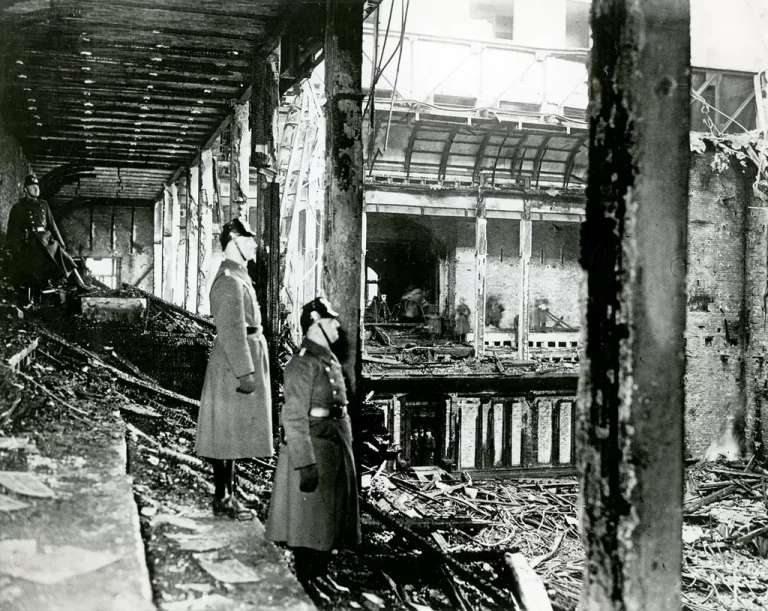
(265, 339), (361, 552)
(195, 259), (273, 459)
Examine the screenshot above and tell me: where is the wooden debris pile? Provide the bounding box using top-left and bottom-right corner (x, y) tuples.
(682, 457), (768, 611)
(363, 467), (583, 609)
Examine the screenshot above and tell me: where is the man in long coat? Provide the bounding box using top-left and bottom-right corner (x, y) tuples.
(266, 297), (360, 581)
(196, 218), (273, 520)
(5, 174), (90, 294)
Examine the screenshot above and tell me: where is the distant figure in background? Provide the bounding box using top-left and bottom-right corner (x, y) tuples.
(423, 430), (436, 466)
(5, 174), (91, 297)
(486, 296), (505, 328)
(196, 218), (273, 521)
(400, 287), (425, 321)
(266, 297), (360, 583)
(455, 298), (471, 342)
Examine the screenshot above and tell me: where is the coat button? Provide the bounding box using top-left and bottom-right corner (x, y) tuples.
(329, 378), (335, 383)
(332, 390), (337, 395)
(325, 366), (330, 372)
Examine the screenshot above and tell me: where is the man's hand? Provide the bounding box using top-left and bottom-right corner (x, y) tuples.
(299, 464), (319, 493)
(236, 372), (257, 394)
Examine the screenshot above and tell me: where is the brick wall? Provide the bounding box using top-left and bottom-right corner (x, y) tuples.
(0, 117), (31, 242)
(59, 206), (154, 291)
(685, 150), (764, 458)
(454, 218), (582, 330)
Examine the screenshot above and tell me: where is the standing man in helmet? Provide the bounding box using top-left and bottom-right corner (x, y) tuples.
(266, 297), (360, 583)
(196, 218), (273, 521)
(5, 174), (91, 295)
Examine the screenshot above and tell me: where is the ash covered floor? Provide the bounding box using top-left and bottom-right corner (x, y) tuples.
(0, 282), (766, 611)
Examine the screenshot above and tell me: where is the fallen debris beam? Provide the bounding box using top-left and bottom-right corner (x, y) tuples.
(123, 284), (216, 330)
(39, 328), (200, 408)
(362, 498), (519, 610)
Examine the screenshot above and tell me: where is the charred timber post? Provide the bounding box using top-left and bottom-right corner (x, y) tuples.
(230, 101), (251, 223)
(518, 200), (532, 361)
(252, 51), (281, 406)
(324, 0), (365, 401)
(161, 186), (174, 304)
(198, 149), (215, 316)
(579, 1), (689, 609)
(168, 183), (181, 305)
(185, 165), (200, 313)
(474, 186), (488, 357)
(152, 196), (163, 297)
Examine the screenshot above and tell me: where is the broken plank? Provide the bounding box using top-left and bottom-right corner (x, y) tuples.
(7, 338), (39, 371)
(505, 551), (553, 611)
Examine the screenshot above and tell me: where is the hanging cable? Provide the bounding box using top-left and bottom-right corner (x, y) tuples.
(363, 0), (396, 120)
(383, 0), (410, 151)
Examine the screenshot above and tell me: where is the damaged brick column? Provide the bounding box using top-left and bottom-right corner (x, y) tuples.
(323, 0), (364, 399)
(198, 149), (215, 316)
(474, 187), (488, 357)
(518, 200), (532, 361)
(230, 101), (251, 223)
(579, 1), (690, 609)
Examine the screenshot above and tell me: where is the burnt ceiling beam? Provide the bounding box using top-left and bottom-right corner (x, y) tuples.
(562, 135), (588, 189)
(54, 197), (155, 212)
(72, 0), (284, 21)
(508, 133), (528, 183)
(438, 125), (461, 182)
(491, 127), (514, 186)
(472, 131), (491, 185)
(30, 153), (181, 168)
(404, 120), (421, 180)
(532, 135), (553, 188)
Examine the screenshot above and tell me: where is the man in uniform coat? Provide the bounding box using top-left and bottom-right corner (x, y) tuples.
(5, 174), (90, 295)
(196, 218), (273, 520)
(266, 297), (361, 581)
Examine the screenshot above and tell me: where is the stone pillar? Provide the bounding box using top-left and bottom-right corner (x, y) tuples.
(324, 0), (365, 399)
(518, 202), (532, 360)
(175, 177), (187, 307)
(230, 101), (251, 222)
(579, 1), (690, 609)
(185, 166), (199, 313)
(198, 149), (214, 315)
(474, 188), (487, 357)
(153, 197), (164, 297)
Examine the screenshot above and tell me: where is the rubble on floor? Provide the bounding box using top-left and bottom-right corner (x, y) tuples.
(363, 323), (579, 379)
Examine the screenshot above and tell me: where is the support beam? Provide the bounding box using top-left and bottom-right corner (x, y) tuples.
(174, 176), (187, 307)
(198, 148), (215, 315)
(163, 183), (179, 304)
(473, 188), (488, 358)
(185, 165), (199, 313)
(230, 100), (251, 222)
(518, 200), (531, 361)
(579, 1), (690, 609)
(153, 197), (164, 297)
(324, 0), (365, 401)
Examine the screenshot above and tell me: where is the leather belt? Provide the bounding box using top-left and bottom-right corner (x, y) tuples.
(309, 406), (347, 419)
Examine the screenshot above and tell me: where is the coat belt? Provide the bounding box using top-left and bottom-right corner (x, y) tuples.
(309, 406), (347, 419)
(246, 326), (262, 336)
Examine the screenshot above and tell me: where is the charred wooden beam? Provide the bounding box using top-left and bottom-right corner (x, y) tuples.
(518, 200), (531, 361)
(473, 188), (487, 357)
(197, 148), (214, 315)
(472, 131), (491, 184)
(403, 120), (420, 180)
(230, 101), (250, 223)
(324, 0), (365, 400)
(579, 1), (689, 608)
(532, 135), (552, 188)
(562, 135), (587, 189)
(438, 125), (460, 182)
(185, 165), (200, 312)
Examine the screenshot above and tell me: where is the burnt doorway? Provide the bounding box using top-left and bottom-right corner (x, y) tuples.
(402, 395), (447, 467)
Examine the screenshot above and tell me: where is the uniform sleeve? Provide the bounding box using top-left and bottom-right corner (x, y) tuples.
(210, 275), (256, 378)
(45, 202), (66, 247)
(282, 357), (317, 469)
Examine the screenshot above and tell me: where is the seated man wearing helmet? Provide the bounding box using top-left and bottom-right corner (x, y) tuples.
(266, 297), (361, 584)
(5, 174), (91, 298)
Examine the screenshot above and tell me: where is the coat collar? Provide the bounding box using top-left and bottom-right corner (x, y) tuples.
(217, 259), (251, 285)
(300, 338), (337, 365)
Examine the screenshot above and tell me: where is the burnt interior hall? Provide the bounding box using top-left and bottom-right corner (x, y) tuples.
(1, 1), (768, 610)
